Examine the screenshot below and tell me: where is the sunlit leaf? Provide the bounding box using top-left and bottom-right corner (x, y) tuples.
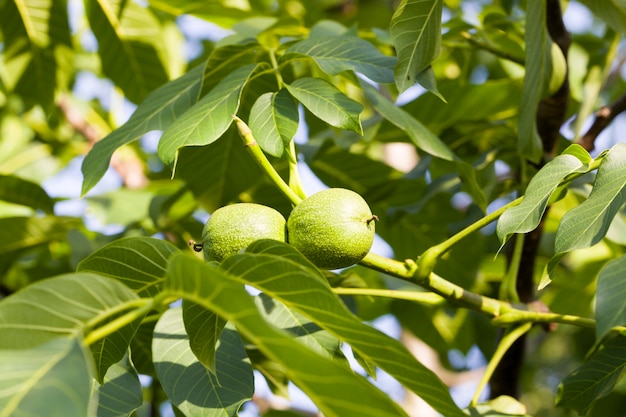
(595, 255), (626, 340)
(249, 89), (299, 157)
(0, 216), (82, 255)
(77, 236), (180, 297)
(0, 0), (71, 108)
(466, 395), (530, 416)
(0, 273), (142, 382)
(164, 253), (411, 417)
(285, 77), (363, 134)
(497, 150), (589, 244)
(81, 41), (261, 196)
(284, 35), (396, 83)
(81, 64), (205, 196)
(0, 337), (95, 417)
(153, 308), (253, 417)
(557, 334), (626, 415)
(0, 174), (55, 214)
(86, 0), (169, 103)
(544, 143), (626, 286)
(390, 0), (443, 92)
(221, 240), (467, 417)
(148, 0), (250, 26)
(158, 64), (261, 169)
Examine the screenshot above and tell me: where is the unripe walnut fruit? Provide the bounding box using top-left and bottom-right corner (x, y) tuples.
(287, 188), (376, 269)
(202, 203), (286, 262)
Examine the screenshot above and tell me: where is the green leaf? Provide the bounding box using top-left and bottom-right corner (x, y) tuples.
(80, 64), (205, 196)
(0, 273), (141, 382)
(85, 0), (169, 103)
(80, 41), (261, 196)
(164, 253), (411, 417)
(361, 81), (453, 161)
(199, 40), (262, 97)
(467, 395), (530, 416)
(77, 236), (180, 297)
(255, 293), (342, 359)
(158, 63), (261, 169)
(3, 0), (54, 48)
(0, 0), (71, 109)
(595, 255), (626, 340)
(390, 0), (443, 92)
(0, 336), (95, 417)
(249, 89), (299, 158)
(182, 300), (226, 372)
(578, 0), (626, 33)
(97, 356), (142, 417)
(0, 174), (55, 213)
(173, 129), (267, 213)
(518, 0), (548, 163)
(222, 240), (467, 417)
(403, 78), (523, 134)
(557, 334), (626, 415)
(148, 0), (251, 26)
(306, 140), (403, 196)
(360, 82), (487, 208)
(545, 143), (626, 282)
(249, 292), (345, 396)
(0, 216), (82, 255)
(284, 35), (396, 83)
(285, 77), (363, 134)
(153, 308), (253, 417)
(129, 320), (157, 376)
(497, 151), (588, 243)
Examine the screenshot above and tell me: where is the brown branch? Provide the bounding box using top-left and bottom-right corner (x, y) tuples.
(59, 96), (148, 190)
(491, 0), (570, 400)
(578, 92), (626, 152)
(536, 0), (571, 157)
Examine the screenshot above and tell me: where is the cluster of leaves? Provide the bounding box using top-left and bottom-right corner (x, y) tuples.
(1, 1), (626, 417)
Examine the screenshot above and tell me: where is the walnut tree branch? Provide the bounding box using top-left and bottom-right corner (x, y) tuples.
(578, 92), (626, 152)
(491, 0), (571, 400)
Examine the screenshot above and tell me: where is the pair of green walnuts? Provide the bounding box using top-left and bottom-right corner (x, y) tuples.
(199, 188), (378, 270)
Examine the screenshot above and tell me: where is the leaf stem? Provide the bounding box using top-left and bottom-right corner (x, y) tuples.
(499, 233), (524, 302)
(361, 251), (597, 329)
(233, 115), (303, 206)
(269, 49), (285, 87)
(332, 287), (446, 306)
(470, 323), (532, 407)
(460, 32), (525, 65)
(287, 139), (307, 200)
(492, 310), (596, 328)
(417, 197), (523, 279)
(83, 297), (163, 346)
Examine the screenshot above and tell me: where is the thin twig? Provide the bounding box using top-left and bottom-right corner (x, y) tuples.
(460, 32), (525, 65)
(578, 92), (626, 152)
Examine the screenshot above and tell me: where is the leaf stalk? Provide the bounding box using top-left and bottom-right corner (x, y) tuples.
(233, 115), (303, 205)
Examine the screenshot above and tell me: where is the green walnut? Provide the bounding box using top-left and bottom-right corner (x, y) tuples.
(202, 203), (286, 262)
(287, 188), (377, 269)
